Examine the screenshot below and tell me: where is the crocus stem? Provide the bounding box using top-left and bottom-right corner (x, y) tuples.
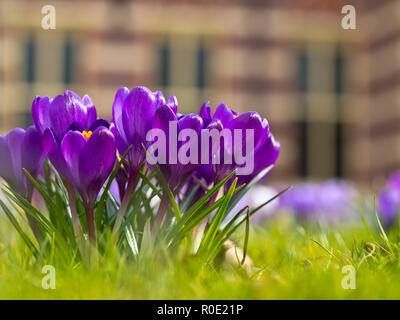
(65, 180), (85, 253)
(84, 202), (96, 246)
(112, 170), (138, 240)
(152, 192), (170, 235)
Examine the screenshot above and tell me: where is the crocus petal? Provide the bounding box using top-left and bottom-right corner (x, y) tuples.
(110, 123), (129, 156)
(0, 136), (14, 185)
(152, 105), (176, 161)
(5, 128), (25, 186)
(82, 95), (97, 129)
(178, 114), (203, 133)
(153, 90), (166, 108)
(32, 96), (52, 133)
(43, 128), (70, 179)
(122, 86), (157, 143)
(229, 112), (264, 156)
(112, 87), (130, 140)
(178, 114), (203, 176)
(152, 105), (177, 182)
(21, 126), (43, 176)
(213, 103), (235, 127)
(237, 132), (280, 186)
(78, 127), (116, 205)
(199, 101), (212, 127)
(61, 130), (87, 186)
(49, 91), (87, 140)
(166, 95), (178, 114)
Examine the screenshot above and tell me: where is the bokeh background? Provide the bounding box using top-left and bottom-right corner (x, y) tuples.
(0, 0), (398, 189)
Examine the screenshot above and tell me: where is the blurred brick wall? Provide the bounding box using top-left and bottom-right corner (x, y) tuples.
(0, 0), (398, 186)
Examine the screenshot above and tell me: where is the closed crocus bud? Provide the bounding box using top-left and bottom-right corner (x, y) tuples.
(32, 90), (97, 141)
(151, 106), (203, 192)
(111, 87), (178, 234)
(112, 86), (178, 177)
(198, 102), (280, 186)
(0, 127), (43, 200)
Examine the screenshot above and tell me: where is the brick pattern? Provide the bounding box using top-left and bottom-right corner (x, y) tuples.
(0, 0), (397, 185)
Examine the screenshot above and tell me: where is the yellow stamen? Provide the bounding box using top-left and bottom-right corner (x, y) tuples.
(233, 114), (239, 119)
(82, 130), (92, 141)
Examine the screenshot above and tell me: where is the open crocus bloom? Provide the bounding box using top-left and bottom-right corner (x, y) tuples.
(112, 86), (178, 176)
(43, 126), (116, 207)
(0, 127), (43, 199)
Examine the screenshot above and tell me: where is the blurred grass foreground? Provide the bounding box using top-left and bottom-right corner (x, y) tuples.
(0, 206), (400, 299)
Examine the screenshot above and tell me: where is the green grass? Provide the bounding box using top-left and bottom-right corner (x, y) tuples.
(1, 212), (399, 299)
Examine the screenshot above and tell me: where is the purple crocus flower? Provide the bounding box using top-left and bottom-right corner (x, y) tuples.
(44, 126), (116, 243)
(151, 105), (222, 193)
(32, 90), (110, 179)
(43, 126), (116, 208)
(111, 86), (177, 179)
(198, 102), (280, 186)
(111, 86), (178, 235)
(0, 127), (43, 200)
(32, 90), (97, 140)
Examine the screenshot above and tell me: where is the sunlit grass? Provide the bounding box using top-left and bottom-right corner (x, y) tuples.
(1, 212), (399, 300)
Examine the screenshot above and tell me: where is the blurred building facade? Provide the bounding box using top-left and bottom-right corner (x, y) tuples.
(0, 0), (399, 186)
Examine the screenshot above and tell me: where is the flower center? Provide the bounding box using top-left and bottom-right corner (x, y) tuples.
(82, 130), (93, 141)
(233, 115), (239, 119)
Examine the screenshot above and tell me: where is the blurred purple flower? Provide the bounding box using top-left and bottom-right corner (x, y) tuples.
(223, 185), (280, 226)
(377, 188), (400, 227)
(0, 127), (43, 200)
(280, 180), (356, 222)
(388, 171), (400, 190)
(377, 171), (400, 227)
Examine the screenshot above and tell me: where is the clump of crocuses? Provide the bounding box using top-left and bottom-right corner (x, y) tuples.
(0, 86), (280, 253)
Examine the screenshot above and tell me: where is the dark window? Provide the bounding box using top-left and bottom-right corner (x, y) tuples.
(298, 49), (308, 178)
(334, 48), (345, 178)
(25, 35), (36, 83)
(196, 40), (207, 89)
(63, 36), (75, 85)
